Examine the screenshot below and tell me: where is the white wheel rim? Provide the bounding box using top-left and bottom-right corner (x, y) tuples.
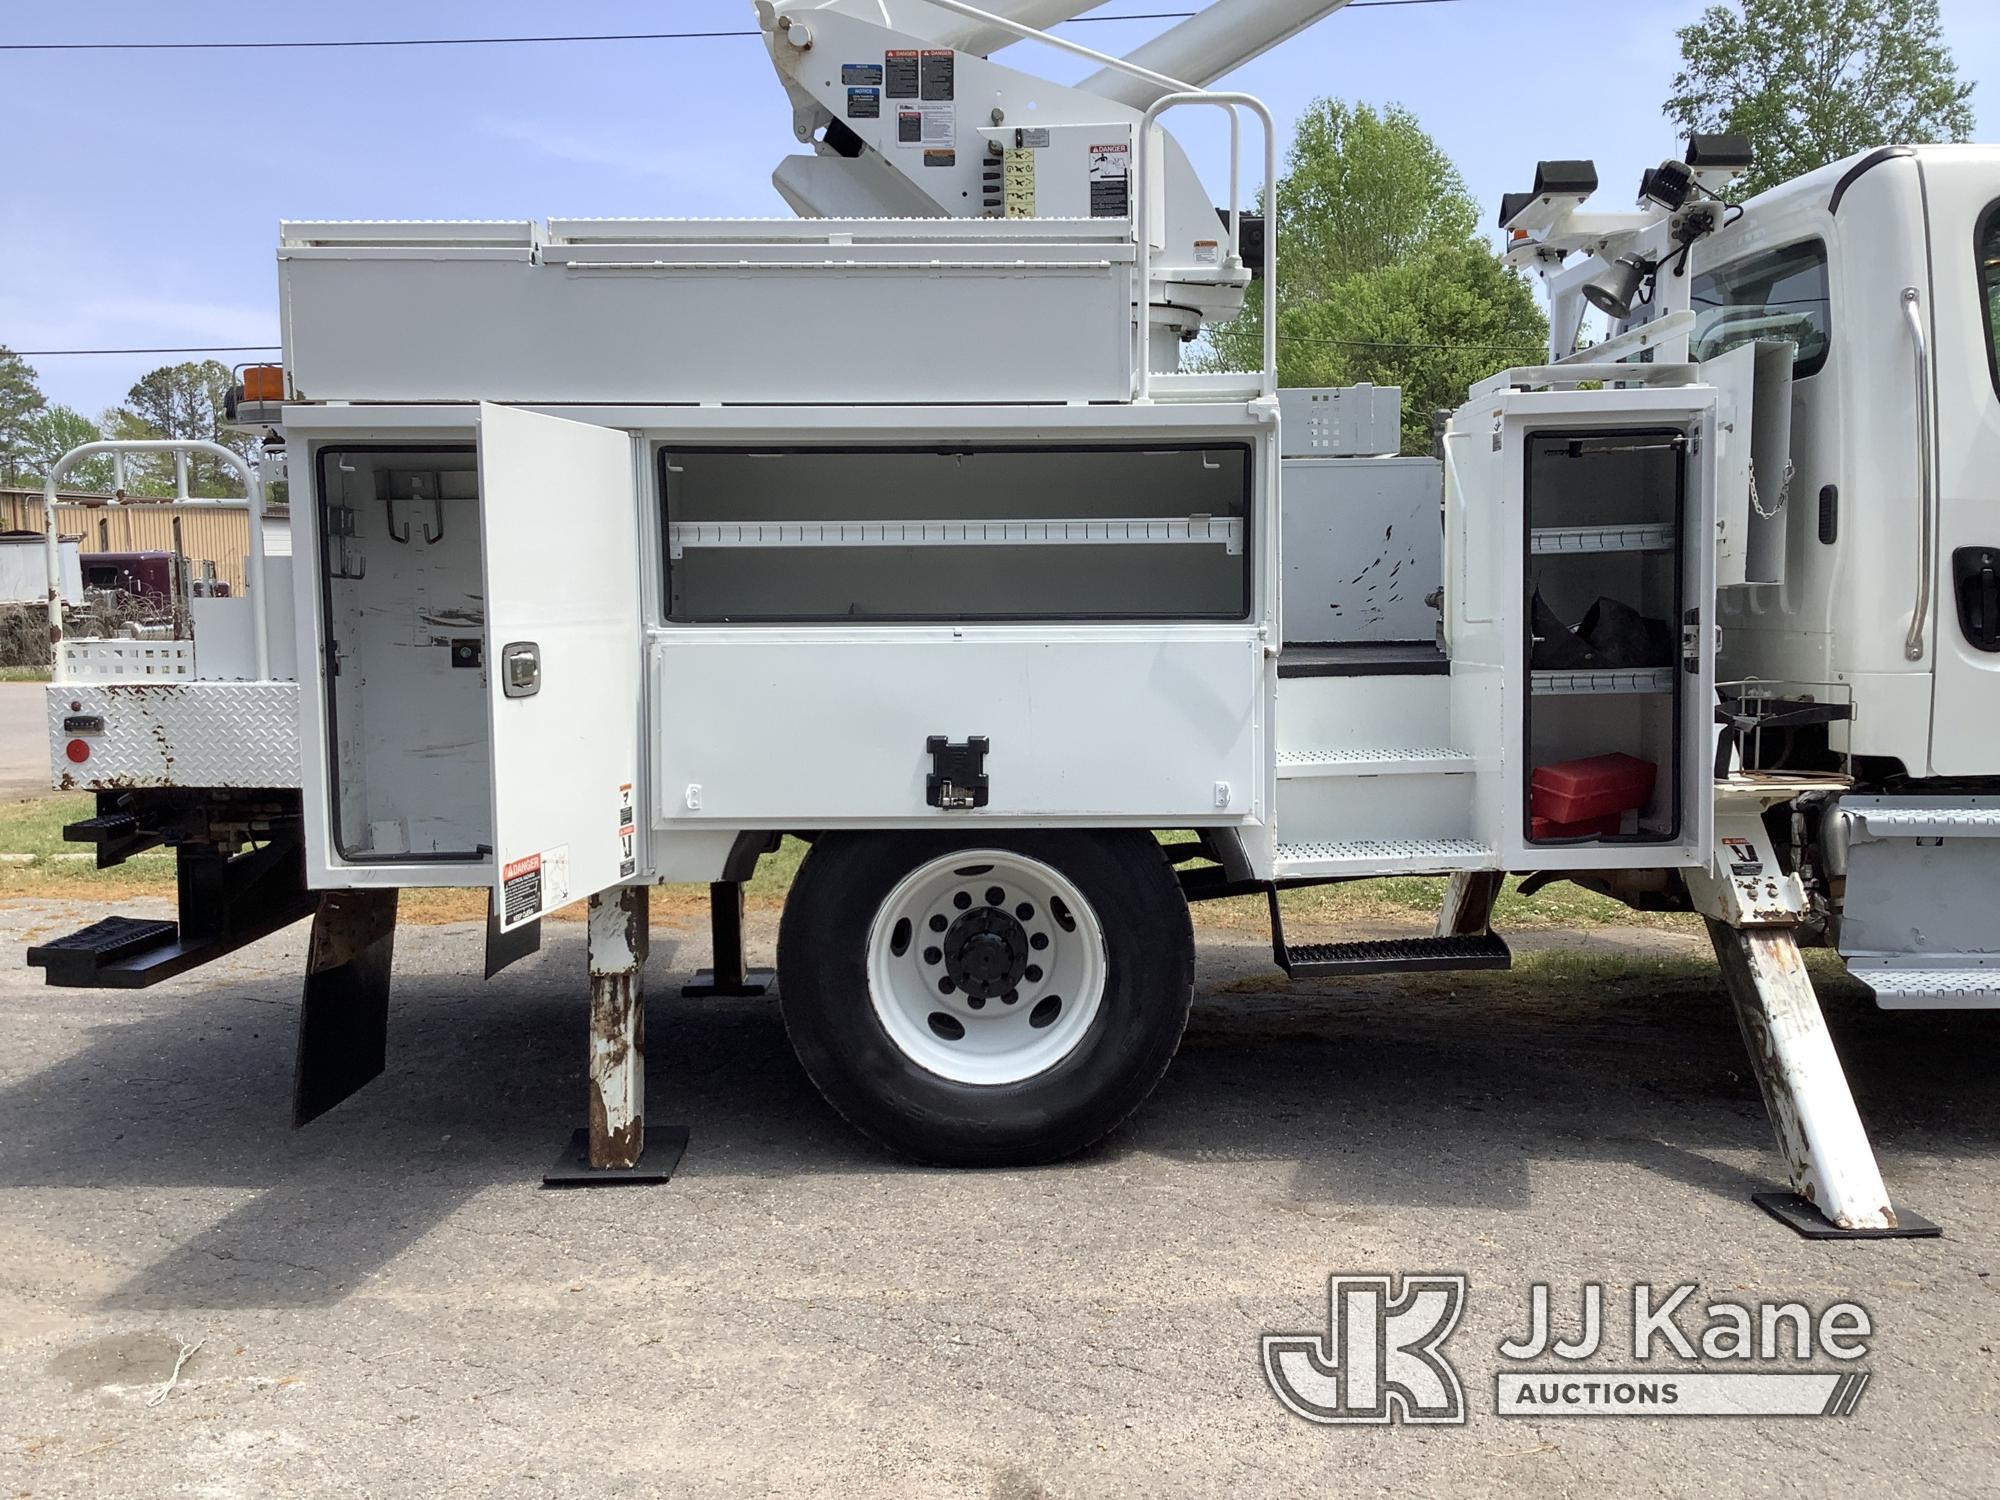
(866, 849), (1107, 1086)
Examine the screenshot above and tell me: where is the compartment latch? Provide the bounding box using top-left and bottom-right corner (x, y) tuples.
(926, 736), (989, 811)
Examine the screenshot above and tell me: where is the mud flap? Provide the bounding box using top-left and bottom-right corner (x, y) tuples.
(292, 889), (399, 1127)
(484, 891), (541, 979)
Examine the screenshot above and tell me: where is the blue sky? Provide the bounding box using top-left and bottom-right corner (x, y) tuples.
(4, 0), (1994, 416)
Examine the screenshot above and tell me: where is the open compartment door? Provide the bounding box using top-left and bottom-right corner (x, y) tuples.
(478, 403), (642, 930)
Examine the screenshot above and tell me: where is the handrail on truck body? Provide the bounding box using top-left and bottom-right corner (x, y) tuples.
(1134, 91), (1277, 401)
(44, 439), (271, 683)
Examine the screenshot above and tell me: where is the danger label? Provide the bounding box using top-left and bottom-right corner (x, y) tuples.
(1088, 142), (1129, 217)
(618, 783), (637, 879)
(502, 853), (542, 926)
(884, 49), (919, 98)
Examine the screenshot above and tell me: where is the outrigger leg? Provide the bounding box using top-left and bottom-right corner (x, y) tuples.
(681, 880), (774, 998)
(545, 886), (686, 1185)
(1691, 798), (1937, 1239)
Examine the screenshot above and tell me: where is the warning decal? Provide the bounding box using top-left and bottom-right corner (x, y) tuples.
(502, 853), (542, 926)
(884, 49), (919, 98)
(923, 148), (956, 168)
(618, 783), (638, 879)
(847, 86), (880, 119)
(896, 100), (955, 149)
(1088, 142), (1130, 217)
(543, 846), (571, 909)
(919, 49), (955, 101)
(841, 61), (882, 86)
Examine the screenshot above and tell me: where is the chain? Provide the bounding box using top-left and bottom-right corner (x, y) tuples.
(1748, 457), (1795, 521)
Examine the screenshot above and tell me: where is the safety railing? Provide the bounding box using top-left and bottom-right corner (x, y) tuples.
(44, 440), (271, 683)
(1135, 90), (1276, 401)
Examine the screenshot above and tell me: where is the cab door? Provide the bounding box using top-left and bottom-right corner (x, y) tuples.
(478, 403), (643, 929)
(1921, 156), (2000, 774)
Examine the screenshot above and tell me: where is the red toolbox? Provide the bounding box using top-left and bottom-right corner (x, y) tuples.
(1530, 753), (1656, 825)
(1530, 811), (1624, 840)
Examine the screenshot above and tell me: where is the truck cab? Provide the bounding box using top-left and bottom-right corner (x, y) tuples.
(1687, 146), (2000, 782)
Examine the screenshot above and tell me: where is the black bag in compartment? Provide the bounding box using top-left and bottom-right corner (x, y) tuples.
(1530, 590), (1598, 669)
(1578, 595), (1676, 669)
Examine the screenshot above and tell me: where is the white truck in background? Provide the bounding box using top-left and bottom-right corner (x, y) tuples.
(24, 0), (1998, 1237)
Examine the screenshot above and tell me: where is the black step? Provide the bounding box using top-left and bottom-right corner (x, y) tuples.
(27, 916), (182, 986)
(62, 813), (140, 844)
(1280, 932), (1511, 977)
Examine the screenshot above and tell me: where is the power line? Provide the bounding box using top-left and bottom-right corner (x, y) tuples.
(13, 345), (279, 357)
(0, 1), (1490, 53)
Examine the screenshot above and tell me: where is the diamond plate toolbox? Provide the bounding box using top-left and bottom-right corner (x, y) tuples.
(48, 682), (303, 790)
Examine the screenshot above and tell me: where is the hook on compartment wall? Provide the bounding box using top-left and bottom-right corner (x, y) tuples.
(385, 494), (445, 546)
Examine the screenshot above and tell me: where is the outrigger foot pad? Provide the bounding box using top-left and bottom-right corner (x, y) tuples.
(1752, 1192), (1940, 1241)
(542, 1126), (689, 1188)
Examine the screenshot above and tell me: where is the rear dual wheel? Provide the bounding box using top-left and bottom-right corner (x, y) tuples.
(777, 831), (1195, 1165)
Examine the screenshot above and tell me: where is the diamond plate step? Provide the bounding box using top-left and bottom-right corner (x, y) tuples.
(1275, 748), (1474, 778)
(1848, 960), (2000, 1010)
(1274, 837), (1496, 876)
(1280, 932), (1512, 978)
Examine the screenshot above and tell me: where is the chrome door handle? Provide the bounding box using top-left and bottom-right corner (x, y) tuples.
(501, 641), (540, 698)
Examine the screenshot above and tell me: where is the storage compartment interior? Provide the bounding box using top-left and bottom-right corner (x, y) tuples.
(661, 444), (1251, 621)
(1522, 430), (1686, 844)
(317, 445), (492, 862)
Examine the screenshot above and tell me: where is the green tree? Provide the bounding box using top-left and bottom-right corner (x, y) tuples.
(1206, 101), (1546, 453)
(111, 359), (252, 495)
(19, 405), (112, 490)
(0, 345), (48, 484)
(1667, 0), (1975, 196)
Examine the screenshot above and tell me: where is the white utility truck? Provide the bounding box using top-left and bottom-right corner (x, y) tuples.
(27, 0), (1998, 1232)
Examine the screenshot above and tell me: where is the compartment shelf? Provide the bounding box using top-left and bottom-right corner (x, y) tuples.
(1529, 523), (1674, 555)
(667, 515), (1243, 559)
(1531, 667), (1675, 696)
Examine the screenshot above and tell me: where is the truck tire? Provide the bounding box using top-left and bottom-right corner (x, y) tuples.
(777, 830), (1195, 1165)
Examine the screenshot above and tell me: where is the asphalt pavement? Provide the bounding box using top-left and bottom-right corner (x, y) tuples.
(0, 902), (1994, 1498)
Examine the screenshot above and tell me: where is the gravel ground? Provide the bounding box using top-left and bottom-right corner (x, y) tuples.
(0, 899), (1995, 1498)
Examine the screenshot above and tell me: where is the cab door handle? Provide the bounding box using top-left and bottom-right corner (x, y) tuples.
(1954, 547), (2000, 653)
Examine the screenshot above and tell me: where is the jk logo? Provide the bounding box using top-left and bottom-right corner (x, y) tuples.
(1263, 1274), (1468, 1425)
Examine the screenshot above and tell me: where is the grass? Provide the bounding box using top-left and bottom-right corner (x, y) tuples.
(0, 796), (1698, 937)
(0, 665), (51, 682)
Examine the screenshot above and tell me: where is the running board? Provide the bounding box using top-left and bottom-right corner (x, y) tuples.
(1265, 889), (1511, 977)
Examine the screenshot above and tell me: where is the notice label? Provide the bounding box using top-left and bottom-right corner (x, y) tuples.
(846, 86), (880, 119)
(896, 100), (955, 149)
(1088, 141), (1130, 217)
(884, 49), (919, 98)
(1017, 127), (1050, 149)
(501, 852), (542, 926)
(617, 783), (637, 879)
(919, 49), (955, 101)
(840, 61), (882, 86)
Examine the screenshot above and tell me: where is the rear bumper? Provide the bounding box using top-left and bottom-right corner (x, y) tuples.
(48, 681), (302, 792)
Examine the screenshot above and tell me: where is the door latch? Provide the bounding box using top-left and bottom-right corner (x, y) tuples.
(926, 736), (990, 810)
(501, 641), (541, 698)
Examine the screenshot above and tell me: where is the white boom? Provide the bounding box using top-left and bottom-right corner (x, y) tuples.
(1075, 0), (1354, 109)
